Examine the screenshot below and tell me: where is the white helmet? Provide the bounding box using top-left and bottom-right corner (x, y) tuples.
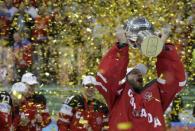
(127, 64), (148, 76)
(21, 72), (38, 85)
(82, 75), (96, 86)
(123, 17), (154, 42)
(11, 82), (28, 104)
(11, 82), (28, 94)
(119, 64), (148, 85)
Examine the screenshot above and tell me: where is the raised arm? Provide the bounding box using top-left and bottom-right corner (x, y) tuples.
(156, 43), (186, 112)
(96, 43), (129, 109)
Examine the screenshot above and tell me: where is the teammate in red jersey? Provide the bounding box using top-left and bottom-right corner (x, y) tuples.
(0, 91), (13, 131)
(95, 17), (186, 131)
(10, 81), (35, 131)
(57, 75), (108, 131)
(12, 72), (55, 131)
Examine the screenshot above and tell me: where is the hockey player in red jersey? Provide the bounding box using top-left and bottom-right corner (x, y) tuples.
(57, 75), (108, 131)
(13, 72), (54, 131)
(95, 17), (186, 131)
(0, 91), (13, 131)
(32, 94), (54, 131)
(11, 73), (39, 131)
(10, 81), (36, 131)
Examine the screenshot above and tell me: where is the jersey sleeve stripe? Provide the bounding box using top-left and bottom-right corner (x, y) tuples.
(179, 80), (186, 87)
(95, 81), (108, 92)
(157, 78), (166, 84)
(58, 118), (70, 124)
(97, 72), (108, 83)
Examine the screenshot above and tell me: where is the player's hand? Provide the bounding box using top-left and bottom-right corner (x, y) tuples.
(36, 114), (42, 123)
(116, 28), (128, 46)
(155, 25), (172, 43)
(20, 113), (30, 126)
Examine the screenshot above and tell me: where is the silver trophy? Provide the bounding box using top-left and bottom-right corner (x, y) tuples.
(123, 17), (164, 57)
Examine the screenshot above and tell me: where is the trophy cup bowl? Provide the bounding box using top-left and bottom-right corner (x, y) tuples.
(123, 17), (164, 57)
(137, 31), (164, 57)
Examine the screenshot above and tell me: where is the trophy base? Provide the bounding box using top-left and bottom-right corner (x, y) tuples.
(141, 36), (164, 57)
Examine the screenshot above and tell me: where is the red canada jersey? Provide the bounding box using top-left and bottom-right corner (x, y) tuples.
(95, 43), (186, 131)
(13, 100), (37, 131)
(13, 94), (51, 131)
(57, 95), (108, 131)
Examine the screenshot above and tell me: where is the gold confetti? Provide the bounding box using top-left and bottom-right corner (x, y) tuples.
(117, 122), (132, 130)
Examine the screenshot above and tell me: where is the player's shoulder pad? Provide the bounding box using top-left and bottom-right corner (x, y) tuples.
(0, 91), (12, 106)
(0, 91), (10, 96)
